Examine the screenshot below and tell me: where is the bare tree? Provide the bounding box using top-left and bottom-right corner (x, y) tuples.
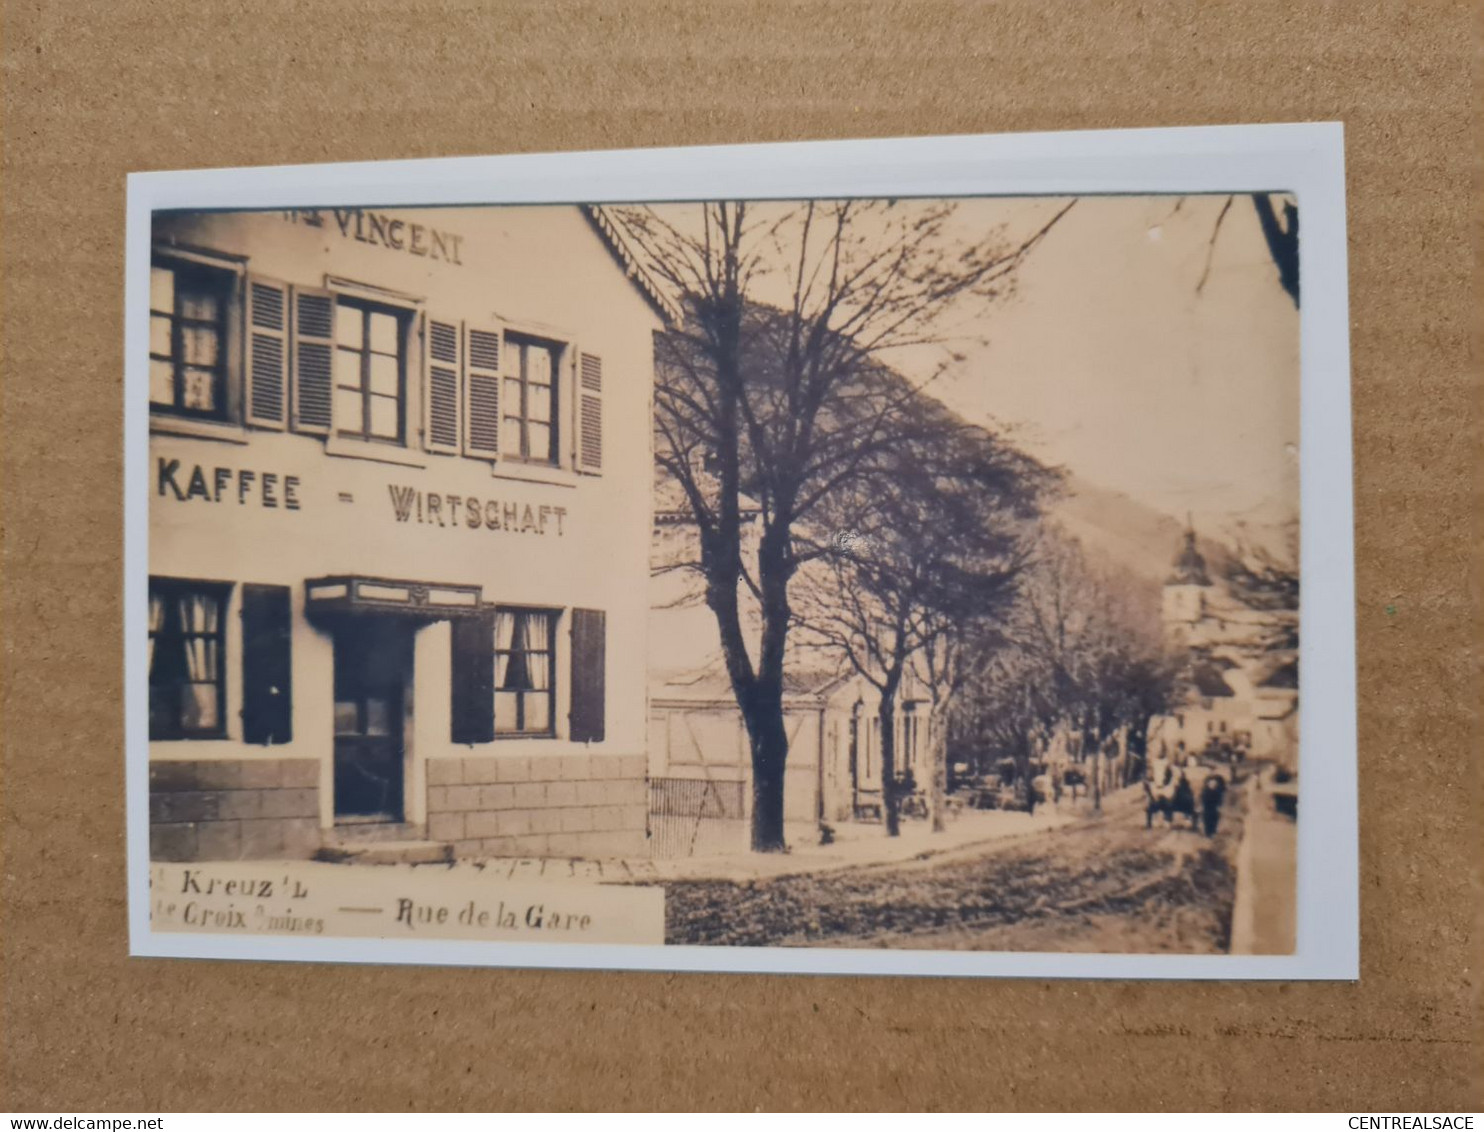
(1108, 650), (1182, 785)
(1220, 519), (1300, 651)
(1251, 193), (1299, 306)
(979, 528), (1173, 810)
(617, 198), (1074, 851)
(796, 400), (1050, 836)
(952, 640), (1058, 807)
(1198, 193), (1299, 307)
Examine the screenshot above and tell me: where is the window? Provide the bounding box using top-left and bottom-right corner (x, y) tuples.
(493, 608), (558, 736)
(150, 260), (232, 419)
(334, 299), (407, 444)
(502, 335), (561, 464)
(149, 578), (231, 739)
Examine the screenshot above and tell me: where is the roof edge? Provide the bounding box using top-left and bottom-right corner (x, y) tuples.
(582, 205), (683, 326)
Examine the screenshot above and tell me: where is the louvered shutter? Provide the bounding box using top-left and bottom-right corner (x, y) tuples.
(245, 278), (288, 429)
(463, 325), (501, 458)
(450, 612), (495, 745)
(423, 316), (461, 454)
(241, 584), (292, 744)
(290, 285), (334, 435)
(569, 608), (606, 743)
(576, 352), (603, 474)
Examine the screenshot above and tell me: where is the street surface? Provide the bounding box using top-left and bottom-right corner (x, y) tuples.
(664, 784), (1249, 952)
(1230, 770), (1298, 953)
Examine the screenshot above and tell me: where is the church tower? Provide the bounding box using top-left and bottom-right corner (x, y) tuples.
(1162, 519), (1211, 646)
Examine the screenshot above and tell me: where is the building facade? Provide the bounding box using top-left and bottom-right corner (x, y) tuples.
(147, 205), (668, 862)
(647, 487), (929, 852)
(1153, 525), (1299, 766)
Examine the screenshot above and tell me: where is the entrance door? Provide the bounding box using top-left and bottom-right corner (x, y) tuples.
(332, 618), (412, 822)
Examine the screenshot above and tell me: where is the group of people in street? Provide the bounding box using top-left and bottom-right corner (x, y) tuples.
(1144, 741), (1231, 837)
(961, 732), (1239, 836)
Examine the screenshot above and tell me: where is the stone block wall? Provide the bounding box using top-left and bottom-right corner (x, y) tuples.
(150, 758), (321, 861)
(426, 752), (648, 860)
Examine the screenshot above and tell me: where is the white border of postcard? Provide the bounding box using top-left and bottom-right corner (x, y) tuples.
(125, 122), (1356, 979)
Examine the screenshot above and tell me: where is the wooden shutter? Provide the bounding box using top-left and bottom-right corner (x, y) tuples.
(290, 285), (334, 435)
(450, 612), (495, 745)
(569, 608), (606, 743)
(463, 325), (501, 458)
(245, 278), (288, 429)
(423, 316), (461, 454)
(240, 584), (292, 745)
(576, 352), (603, 474)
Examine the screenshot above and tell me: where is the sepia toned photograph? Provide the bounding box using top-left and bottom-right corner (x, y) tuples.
(128, 128), (1355, 977)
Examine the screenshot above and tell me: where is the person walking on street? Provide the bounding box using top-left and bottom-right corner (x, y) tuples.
(1200, 770), (1228, 836)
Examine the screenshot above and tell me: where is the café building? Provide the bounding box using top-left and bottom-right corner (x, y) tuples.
(146, 204), (672, 863)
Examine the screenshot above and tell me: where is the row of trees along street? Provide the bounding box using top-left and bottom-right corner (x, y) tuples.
(616, 196), (1294, 853)
(951, 530), (1180, 815)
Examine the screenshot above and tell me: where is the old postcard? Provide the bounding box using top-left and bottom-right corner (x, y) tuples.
(126, 124), (1355, 978)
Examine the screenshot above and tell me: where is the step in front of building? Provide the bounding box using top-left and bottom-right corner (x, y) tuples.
(316, 836), (453, 866)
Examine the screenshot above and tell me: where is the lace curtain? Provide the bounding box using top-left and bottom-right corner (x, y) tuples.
(179, 593), (220, 681)
(494, 610), (551, 691)
(149, 585), (223, 734)
(147, 591), (165, 671)
(525, 613), (550, 691)
(179, 592), (221, 729)
(493, 609), (516, 687)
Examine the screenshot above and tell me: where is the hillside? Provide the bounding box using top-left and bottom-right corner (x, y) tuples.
(1052, 475), (1226, 586)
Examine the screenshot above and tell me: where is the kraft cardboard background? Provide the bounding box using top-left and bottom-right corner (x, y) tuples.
(2, 0), (1478, 1112)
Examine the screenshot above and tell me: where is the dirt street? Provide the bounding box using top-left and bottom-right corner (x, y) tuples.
(663, 783), (1248, 952)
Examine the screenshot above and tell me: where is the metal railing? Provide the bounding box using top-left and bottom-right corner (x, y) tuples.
(648, 776), (746, 858)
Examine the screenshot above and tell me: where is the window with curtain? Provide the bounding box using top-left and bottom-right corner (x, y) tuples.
(493, 608), (558, 736)
(334, 298), (408, 444)
(501, 335), (561, 464)
(149, 578), (231, 740)
(150, 259), (233, 420)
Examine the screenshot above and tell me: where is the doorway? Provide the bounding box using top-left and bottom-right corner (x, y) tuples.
(332, 617), (413, 822)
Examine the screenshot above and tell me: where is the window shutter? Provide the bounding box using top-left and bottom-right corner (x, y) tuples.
(241, 584), (292, 745)
(423, 316), (462, 454)
(246, 278), (288, 429)
(450, 612), (495, 745)
(576, 352), (603, 474)
(569, 608), (606, 743)
(463, 325), (501, 458)
(290, 285), (334, 435)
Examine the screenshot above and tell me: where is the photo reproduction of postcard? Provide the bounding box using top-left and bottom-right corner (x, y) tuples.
(126, 123), (1356, 979)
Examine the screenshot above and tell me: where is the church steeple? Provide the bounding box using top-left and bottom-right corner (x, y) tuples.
(1168, 516), (1210, 587)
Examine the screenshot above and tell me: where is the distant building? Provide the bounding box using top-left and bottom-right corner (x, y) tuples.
(1151, 524), (1298, 767)
(1161, 525), (1212, 641)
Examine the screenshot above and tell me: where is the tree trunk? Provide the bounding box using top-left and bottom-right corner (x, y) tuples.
(743, 513), (795, 853)
(1017, 735), (1035, 807)
(1127, 718), (1151, 789)
(877, 697), (900, 837)
(928, 698), (949, 834)
(709, 572), (792, 853)
(1251, 193), (1299, 306)
(704, 495), (796, 854)
(1088, 727), (1103, 812)
(742, 679), (789, 852)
